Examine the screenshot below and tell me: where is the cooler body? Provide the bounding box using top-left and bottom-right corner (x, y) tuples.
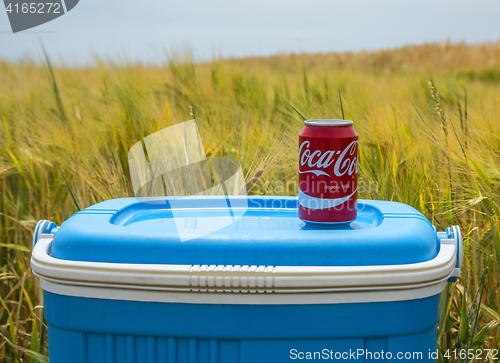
(45, 292), (439, 363)
(31, 197), (462, 363)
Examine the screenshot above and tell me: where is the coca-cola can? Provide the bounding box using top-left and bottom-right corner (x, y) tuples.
(298, 119), (358, 228)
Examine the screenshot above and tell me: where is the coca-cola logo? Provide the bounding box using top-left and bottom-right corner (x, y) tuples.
(299, 140), (358, 178)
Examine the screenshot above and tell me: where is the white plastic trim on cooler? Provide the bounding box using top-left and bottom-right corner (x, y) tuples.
(39, 278), (448, 305)
(31, 234), (459, 305)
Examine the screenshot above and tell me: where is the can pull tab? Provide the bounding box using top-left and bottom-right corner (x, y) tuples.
(33, 220), (58, 247)
(438, 225), (463, 282)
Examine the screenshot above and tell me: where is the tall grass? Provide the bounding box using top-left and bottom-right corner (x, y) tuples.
(0, 42), (500, 361)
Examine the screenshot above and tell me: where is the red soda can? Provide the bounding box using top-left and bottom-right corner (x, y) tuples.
(298, 119), (358, 228)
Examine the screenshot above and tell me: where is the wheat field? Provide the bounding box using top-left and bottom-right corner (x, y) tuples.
(1, 41), (500, 361)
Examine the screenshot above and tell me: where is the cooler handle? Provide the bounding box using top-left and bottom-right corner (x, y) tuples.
(438, 225), (462, 282)
(33, 219), (58, 247)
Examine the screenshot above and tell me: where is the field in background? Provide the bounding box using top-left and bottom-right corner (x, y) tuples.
(1, 41), (500, 361)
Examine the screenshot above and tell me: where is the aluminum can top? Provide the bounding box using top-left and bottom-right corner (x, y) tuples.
(304, 119), (353, 127)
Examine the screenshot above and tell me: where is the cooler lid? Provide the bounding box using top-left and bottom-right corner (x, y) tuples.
(48, 196), (438, 267)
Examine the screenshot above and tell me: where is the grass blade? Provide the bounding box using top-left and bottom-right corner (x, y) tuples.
(0, 243), (29, 253)
(464, 89), (468, 150)
(0, 330), (46, 363)
(471, 316), (500, 350)
(468, 262), (489, 351)
(339, 90), (345, 120)
(59, 165), (81, 211)
(289, 103), (308, 121)
(28, 317), (39, 363)
(41, 43), (68, 125)
(458, 288), (470, 347)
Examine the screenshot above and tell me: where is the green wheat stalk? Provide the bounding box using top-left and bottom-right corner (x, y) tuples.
(429, 80), (453, 223)
(339, 90), (345, 120)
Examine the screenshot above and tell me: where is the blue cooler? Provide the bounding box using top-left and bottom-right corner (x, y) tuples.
(31, 197), (462, 363)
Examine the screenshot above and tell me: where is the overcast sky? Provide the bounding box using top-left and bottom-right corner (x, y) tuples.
(1, 0), (499, 65)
